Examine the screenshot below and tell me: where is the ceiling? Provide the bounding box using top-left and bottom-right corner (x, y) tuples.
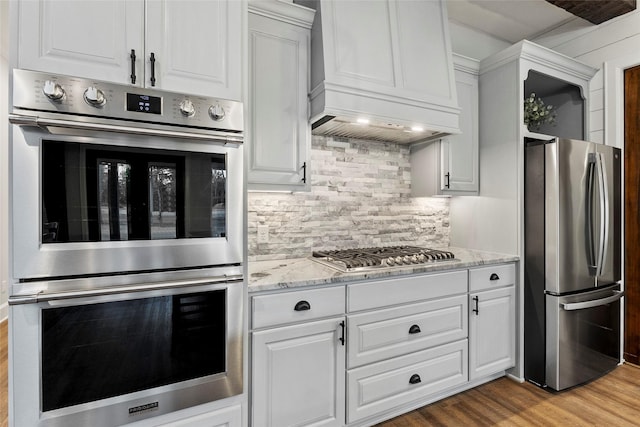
(446, 0), (591, 44)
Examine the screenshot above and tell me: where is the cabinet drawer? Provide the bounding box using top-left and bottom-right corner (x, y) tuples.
(348, 270), (468, 312)
(347, 295), (467, 368)
(252, 286), (345, 329)
(469, 263), (516, 292)
(346, 340), (468, 423)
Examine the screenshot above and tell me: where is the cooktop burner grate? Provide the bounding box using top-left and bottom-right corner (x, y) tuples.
(311, 245), (456, 272)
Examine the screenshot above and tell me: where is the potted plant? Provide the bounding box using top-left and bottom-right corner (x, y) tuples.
(524, 92), (556, 131)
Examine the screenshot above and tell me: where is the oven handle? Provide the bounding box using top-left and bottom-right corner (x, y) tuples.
(8, 274), (243, 305)
(8, 114), (243, 145)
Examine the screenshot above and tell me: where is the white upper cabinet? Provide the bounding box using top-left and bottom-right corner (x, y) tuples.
(17, 0), (242, 99)
(247, 1), (314, 191)
(145, 0), (242, 99)
(17, 0), (144, 85)
(411, 54), (479, 196)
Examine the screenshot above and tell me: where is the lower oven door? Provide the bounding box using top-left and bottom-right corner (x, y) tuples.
(545, 284), (622, 391)
(9, 278), (243, 427)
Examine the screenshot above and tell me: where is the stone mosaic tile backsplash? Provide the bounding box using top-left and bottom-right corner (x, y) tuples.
(247, 135), (450, 261)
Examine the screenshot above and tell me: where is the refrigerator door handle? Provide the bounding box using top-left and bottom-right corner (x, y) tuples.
(560, 290), (623, 311)
(586, 155), (597, 270)
(596, 152), (610, 277)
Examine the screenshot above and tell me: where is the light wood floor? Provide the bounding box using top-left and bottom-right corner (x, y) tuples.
(1, 319), (640, 427)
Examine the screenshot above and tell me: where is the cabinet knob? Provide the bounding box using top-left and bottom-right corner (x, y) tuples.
(294, 300), (311, 311)
(490, 273), (500, 281)
(408, 324), (422, 334)
(409, 374), (422, 385)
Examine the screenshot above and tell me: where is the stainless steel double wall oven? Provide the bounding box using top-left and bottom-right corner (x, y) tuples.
(8, 69), (245, 426)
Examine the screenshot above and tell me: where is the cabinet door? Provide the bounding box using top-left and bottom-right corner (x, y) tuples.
(440, 68), (479, 193)
(18, 0), (144, 84)
(247, 12), (310, 190)
(469, 286), (516, 380)
(252, 318), (345, 427)
(145, 0), (242, 100)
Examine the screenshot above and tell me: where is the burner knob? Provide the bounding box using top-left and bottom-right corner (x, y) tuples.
(83, 87), (107, 107)
(395, 256), (404, 265)
(43, 80), (65, 101)
(417, 254), (426, 262)
(208, 104), (225, 121)
(386, 257), (396, 266)
(179, 99), (196, 117)
(410, 255), (419, 263)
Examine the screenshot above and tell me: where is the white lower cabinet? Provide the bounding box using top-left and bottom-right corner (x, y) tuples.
(252, 317), (346, 427)
(249, 262), (517, 426)
(469, 286), (516, 380)
(469, 264), (517, 380)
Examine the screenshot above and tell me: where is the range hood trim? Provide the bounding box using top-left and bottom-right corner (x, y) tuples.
(310, 81), (462, 144)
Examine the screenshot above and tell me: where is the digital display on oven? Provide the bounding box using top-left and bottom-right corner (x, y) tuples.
(126, 93), (162, 114)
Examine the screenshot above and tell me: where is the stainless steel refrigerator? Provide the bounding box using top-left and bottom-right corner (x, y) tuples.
(524, 137), (622, 391)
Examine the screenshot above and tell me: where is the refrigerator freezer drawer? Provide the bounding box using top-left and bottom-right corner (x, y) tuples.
(546, 285), (622, 391)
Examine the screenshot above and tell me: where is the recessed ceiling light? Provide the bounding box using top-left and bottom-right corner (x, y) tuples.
(356, 118), (370, 125)
(411, 126), (424, 132)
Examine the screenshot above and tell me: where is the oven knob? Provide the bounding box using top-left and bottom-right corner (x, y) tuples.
(179, 99), (196, 117)
(208, 104), (225, 121)
(42, 80), (65, 101)
(395, 256), (404, 265)
(83, 87), (107, 107)
(386, 257), (395, 266)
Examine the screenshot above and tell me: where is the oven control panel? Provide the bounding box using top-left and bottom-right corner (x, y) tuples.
(11, 69), (243, 132)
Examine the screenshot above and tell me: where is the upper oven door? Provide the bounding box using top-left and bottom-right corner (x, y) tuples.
(10, 121), (243, 281)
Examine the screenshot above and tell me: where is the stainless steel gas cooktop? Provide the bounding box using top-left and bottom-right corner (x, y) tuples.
(311, 246), (457, 272)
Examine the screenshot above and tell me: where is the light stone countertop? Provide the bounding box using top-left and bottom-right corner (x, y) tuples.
(248, 247), (519, 293)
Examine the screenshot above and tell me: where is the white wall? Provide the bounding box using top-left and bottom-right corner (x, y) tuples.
(533, 9), (640, 148)
(448, 21), (510, 61)
(1, 0), (9, 321)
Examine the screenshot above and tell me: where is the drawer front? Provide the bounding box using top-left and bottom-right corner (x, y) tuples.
(348, 270), (468, 312)
(252, 286), (345, 329)
(347, 340), (468, 423)
(469, 263), (516, 292)
(348, 295), (467, 368)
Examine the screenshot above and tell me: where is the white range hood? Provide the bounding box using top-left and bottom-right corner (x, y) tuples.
(301, 0), (461, 144)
